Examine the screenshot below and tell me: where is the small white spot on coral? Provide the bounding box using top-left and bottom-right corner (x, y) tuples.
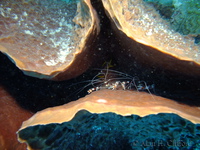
(23, 11), (28, 16)
(24, 30), (34, 35)
(96, 99), (107, 103)
(44, 59), (58, 66)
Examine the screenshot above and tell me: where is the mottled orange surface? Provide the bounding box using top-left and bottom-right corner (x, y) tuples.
(0, 0), (100, 80)
(102, 0), (200, 76)
(19, 89), (200, 133)
(0, 86), (33, 150)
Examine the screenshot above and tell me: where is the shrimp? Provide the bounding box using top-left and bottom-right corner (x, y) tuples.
(87, 68), (155, 95)
(66, 61), (155, 100)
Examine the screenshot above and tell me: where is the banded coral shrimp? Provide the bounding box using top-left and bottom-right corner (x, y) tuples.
(65, 64), (155, 100)
(87, 68), (155, 94)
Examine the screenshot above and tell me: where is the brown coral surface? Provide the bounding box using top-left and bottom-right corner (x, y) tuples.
(0, 85), (33, 150)
(18, 89), (200, 133)
(0, 0), (200, 149)
(0, 0), (100, 80)
(102, 0), (200, 76)
(1, 0), (200, 80)
(17, 89), (200, 149)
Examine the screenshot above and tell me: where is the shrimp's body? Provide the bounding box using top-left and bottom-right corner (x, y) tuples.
(66, 61), (155, 100)
(87, 68), (155, 95)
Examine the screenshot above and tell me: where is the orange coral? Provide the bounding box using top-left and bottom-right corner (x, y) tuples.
(18, 89), (200, 133)
(102, 0), (200, 76)
(0, 0), (100, 80)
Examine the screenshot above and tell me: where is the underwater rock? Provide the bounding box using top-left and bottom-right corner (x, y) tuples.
(18, 111), (200, 150)
(0, 86), (32, 150)
(1, 0), (199, 80)
(144, 0), (200, 36)
(17, 90), (200, 129)
(0, 0), (100, 80)
(102, 0), (200, 76)
(17, 89), (200, 149)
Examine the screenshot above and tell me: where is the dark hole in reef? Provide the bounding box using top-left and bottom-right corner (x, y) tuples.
(37, 125), (55, 138)
(29, 140), (44, 149)
(196, 125), (200, 130)
(195, 35), (200, 44)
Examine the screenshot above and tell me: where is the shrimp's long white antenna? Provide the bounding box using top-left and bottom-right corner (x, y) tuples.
(105, 63), (109, 81)
(91, 72), (104, 87)
(67, 65), (156, 101)
(138, 81), (156, 101)
(125, 76), (140, 91)
(94, 68), (134, 79)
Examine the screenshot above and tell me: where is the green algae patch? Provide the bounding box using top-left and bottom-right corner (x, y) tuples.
(143, 0), (200, 36)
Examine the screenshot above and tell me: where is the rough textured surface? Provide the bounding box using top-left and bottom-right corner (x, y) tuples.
(144, 0), (200, 35)
(0, 0), (200, 80)
(18, 90), (200, 132)
(102, 0), (200, 76)
(0, 0), (99, 80)
(18, 110), (200, 150)
(0, 85), (33, 150)
(18, 90), (200, 150)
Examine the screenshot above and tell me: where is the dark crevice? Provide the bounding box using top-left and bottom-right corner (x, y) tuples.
(0, 52), (101, 112)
